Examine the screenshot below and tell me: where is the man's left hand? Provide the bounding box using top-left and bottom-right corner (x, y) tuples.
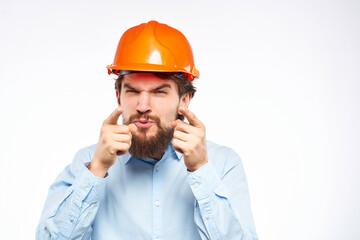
(171, 107), (208, 172)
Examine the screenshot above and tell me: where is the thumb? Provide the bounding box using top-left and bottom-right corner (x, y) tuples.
(103, 106), (123, 125)
(128, 123), (137, 135)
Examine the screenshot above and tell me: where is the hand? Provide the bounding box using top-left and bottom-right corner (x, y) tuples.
(171, 107), (208, 172)
(89, 106), (137, 177)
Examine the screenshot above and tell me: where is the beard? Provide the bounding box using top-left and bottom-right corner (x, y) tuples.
(123, 113), (174, 160)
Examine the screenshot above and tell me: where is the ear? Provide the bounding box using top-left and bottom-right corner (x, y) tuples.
(178, 93), (191, 115)
(116, 90), (121, 106)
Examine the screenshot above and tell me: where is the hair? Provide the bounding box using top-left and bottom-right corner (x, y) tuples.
(114, 71), (197, 120)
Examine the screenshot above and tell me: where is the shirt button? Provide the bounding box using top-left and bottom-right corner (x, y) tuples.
(205, 214), (210, 219)
(84, 183), (89, 188)
(155, 201), (160, 207)
(70, 217), (74, 222)
(155, 166), (160, 171)
(193, 182), (199, 188)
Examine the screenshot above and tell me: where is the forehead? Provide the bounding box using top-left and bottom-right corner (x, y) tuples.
(122, 73), (177, 90)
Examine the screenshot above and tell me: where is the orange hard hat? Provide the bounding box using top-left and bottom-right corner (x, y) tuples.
(107, 20), (199, 81)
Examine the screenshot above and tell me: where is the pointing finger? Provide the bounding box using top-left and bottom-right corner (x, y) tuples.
(179, 107), (203, 128)
(103, 106), (123, 125)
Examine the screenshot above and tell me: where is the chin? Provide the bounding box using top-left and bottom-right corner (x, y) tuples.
(136, 126), (157, 137)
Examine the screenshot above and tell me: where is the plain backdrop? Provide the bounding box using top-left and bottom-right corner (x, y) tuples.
(0, 0), (359, 239)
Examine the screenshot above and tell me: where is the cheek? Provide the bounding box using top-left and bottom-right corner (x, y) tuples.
(152, 99), (179, 123)
(121, 96), (138, 114)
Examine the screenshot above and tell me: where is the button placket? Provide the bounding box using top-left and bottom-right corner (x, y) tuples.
(152, 163), (163, 239)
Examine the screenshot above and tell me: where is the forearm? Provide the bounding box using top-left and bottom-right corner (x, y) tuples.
(36, 150), (107, 239)
(189, 160), (257, 240)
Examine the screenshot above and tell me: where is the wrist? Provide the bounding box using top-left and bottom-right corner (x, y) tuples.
(88, 159), (109, 178)
(187, 159), (208, 172)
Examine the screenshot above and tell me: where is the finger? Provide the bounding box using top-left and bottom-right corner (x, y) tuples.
(114, 142), (131, 155)
(179, 107), (203, 128)
(172, 138), (187, 154)
(106, 125), (131, 134)
(103, 106), (123, 125)
(113, 133), (132, 143)
(172, 145), (183, 154)
(116, 143), (131, 156)
(172, 120), (192, 133)
(173, 129), (189, 142)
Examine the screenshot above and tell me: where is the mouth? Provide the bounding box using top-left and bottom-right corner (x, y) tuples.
(133, 119), (154, 129)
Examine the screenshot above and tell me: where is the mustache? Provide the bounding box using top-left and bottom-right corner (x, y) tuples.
(125, 113), (161, 127)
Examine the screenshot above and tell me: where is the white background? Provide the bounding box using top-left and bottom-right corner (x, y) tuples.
(0, 0), (359, 239)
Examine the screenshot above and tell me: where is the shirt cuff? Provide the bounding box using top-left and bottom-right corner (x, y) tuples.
(71, 162), (107, 205)
(187, 162), (221, 201)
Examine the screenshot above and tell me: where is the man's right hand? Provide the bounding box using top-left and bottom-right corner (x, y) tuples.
(89, 107), (137, 178)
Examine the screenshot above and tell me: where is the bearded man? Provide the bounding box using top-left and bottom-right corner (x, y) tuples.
(36, 21), (258, 240)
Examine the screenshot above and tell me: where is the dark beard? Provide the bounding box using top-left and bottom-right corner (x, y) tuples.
(123, 113), (174, 160)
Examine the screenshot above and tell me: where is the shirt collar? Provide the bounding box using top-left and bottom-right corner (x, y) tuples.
(122, 141), (183, 165)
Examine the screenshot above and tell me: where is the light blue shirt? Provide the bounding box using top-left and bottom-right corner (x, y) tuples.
(36, 141), (258, 240)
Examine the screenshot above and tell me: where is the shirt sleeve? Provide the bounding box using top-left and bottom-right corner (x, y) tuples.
(36, 148), (107, 240)
(187, 148), (258, 240)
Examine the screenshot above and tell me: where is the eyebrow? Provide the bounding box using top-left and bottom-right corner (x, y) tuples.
(123, 83), (138, 91)
(153, 84), (172, 91)
(123, 83), (172, 92)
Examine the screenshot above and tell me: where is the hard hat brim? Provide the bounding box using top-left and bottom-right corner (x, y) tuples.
(107, 63), (199, 81)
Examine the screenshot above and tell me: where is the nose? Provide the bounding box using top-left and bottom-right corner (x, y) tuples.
(136, 91), (152, 114)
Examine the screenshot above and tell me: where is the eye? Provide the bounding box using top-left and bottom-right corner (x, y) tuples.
(154, 90), (166, 94)
(126, 90), (139, 93)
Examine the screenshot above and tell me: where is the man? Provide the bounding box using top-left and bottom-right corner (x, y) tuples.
(36, 21), (258, 240)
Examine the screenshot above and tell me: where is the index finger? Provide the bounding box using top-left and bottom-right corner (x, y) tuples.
(103, 106), (123, 125)
(179, 107), (203, 128)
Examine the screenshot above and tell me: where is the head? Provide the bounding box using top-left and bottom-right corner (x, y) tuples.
(114, 72), (196, 160)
